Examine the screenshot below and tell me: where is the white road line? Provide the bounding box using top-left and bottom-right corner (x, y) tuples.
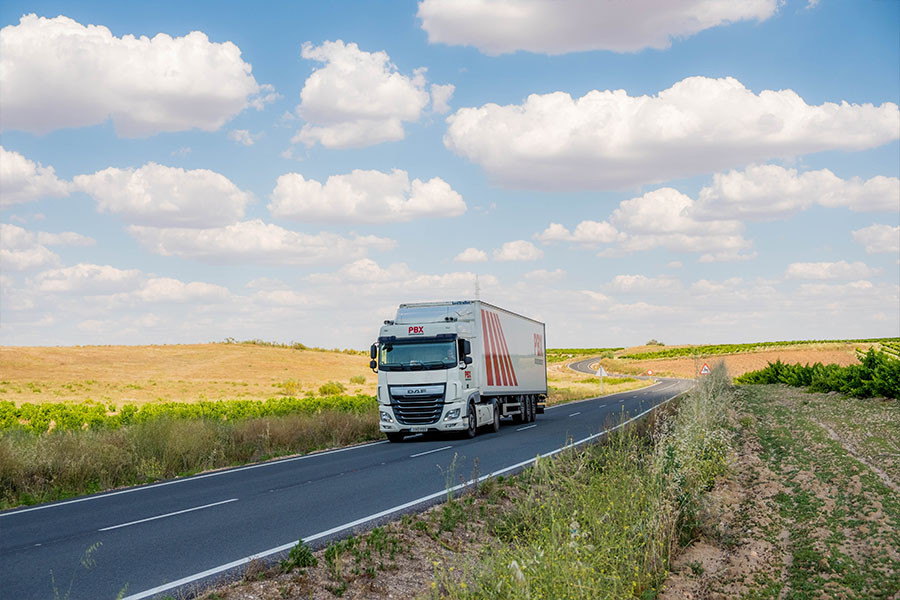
(409, 445), (452, 458)
(1, 440), (390, 517)
(516, 424), (537, 431)
(568, 412), (581, 417)
(99, 499), (238, 532)
(120, 387), (689, 600)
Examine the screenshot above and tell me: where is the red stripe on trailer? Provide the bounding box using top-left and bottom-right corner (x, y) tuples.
(496, 313), (518, 386)
(490, 312), (509, 386)
(480, 309), (495, 386)
(489, 312), (507, 386)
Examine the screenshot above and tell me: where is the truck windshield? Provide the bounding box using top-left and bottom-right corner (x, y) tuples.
(379, 341), (457, 371)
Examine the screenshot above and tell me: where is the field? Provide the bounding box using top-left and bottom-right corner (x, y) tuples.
(0, 342), (374, 406)
(588, 341), (881, 379)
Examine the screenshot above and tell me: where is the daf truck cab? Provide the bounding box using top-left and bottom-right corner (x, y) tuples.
(370, 301), (548, 442)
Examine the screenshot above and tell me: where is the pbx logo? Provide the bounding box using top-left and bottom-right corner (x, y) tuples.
(408, 326), (424, 335)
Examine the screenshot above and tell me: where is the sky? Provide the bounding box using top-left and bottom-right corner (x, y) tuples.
(1, 0), (898, 350)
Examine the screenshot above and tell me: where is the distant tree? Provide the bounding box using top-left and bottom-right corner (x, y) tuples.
(646, 339), (665, 346)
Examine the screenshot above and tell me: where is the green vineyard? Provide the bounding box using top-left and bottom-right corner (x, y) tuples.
(619, 337), (900, 360)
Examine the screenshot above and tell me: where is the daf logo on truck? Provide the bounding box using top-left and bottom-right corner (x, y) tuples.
(372, 300), (548, 444)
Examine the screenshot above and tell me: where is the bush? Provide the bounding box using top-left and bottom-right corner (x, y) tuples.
(349, 375), (366, 385)
(318, 381), (346, 396)
(735, 349), (900, 399)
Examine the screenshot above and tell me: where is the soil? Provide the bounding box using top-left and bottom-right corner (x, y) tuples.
(660, 385), (900, 599)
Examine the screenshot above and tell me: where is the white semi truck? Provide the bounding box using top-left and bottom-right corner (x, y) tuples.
(369, 301), (548, 442)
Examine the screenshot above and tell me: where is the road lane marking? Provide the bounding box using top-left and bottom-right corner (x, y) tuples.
(409, 446), (452, 458)
(1, 440), (390, 517)
(119, 386), (689, 600)
(99, 499), (238, 531)
(516, 424), (537, 431)
(568, 412), (581, 417)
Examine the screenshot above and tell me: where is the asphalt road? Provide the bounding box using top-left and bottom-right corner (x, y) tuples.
(1, 373), (691, 600)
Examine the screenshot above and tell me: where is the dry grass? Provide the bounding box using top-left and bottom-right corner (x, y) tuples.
(0, 344), (376, 406)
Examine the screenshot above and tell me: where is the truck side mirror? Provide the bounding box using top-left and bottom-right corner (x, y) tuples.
(462, 340), (471, 356)
(370, 344), (377, 359)
(464, 356), (473, 365)
(369, 359), (377, 371)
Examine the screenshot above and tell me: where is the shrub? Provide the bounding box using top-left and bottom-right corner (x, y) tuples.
(735, 349), (900, 399)
(281, 539), (318, 572)
(349, 375), (366, 385)
(318, 381), (346, 396)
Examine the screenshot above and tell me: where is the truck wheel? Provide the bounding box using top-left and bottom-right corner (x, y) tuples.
(528, 395), (536, 422)
(464, 402), (477, 439)
(386, 432), (404, 443)
(490, 401), (500, 433)
(512, 396), (525, 424)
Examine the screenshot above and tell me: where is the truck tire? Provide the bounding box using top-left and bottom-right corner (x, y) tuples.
(512, 395), (525, 424)
(386, 432), (404, 443)
(528, 395), (537, 422)
(490, 401), (500, 433)
(464, 402), (477, 439)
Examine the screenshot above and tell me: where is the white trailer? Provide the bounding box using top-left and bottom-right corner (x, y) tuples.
(369, 300), (547, 442)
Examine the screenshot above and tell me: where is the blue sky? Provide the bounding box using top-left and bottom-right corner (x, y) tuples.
(1, 0), (898, 349)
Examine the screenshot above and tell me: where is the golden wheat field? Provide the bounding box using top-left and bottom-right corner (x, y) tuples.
(0, 343), (375, 406)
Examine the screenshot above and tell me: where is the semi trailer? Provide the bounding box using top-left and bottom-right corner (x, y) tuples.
(369, 300), (548, 442)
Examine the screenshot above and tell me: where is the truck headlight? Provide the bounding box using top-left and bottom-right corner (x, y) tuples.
(443, 408), (460, 421)
(380, 411), (394, 423)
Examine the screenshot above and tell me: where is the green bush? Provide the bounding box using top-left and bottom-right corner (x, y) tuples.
(735, 349), (900, 399)
(318, 381), (346, 396)
(620, 337), (899, 360)
(349, 375), (366, 385)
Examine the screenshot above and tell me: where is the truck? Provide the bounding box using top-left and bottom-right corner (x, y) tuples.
(369, 300), (548, 442)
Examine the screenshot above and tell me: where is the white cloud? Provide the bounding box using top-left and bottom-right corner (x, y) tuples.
(609, 274), (681, 292)
(536, 187), (755, 261)
(535, 220), (619, 246)
(36, 231), (95, 247)
(134, 278), (230, 303)
(0, 224), (59, 271)
(695, 164), (900, 220)
(418, 0), (778, 55)
(430, 83), (455, 114)
(0, 224), (92, 272)
(523, 268), (566, 281)
(269, 168), (465, 223)
(74, 162), (251, 227)
(0, 146), (70, 207)
(785, 261), (880, 281)
(493, 240), (544, 261)
(0, 14), (272, 137)
(35, 263), (143, 293)
(293, 40), (450, 148)
(444, 76), (900, 190)
(227, 129), (261, 146)
(852, 224), (900, 254)
(610, 188), (754, 260)
(454, 247), (489, 263)
(128, 219), (395, 265)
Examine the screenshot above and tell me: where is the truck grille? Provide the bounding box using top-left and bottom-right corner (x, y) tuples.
(389, 384), (445, 425)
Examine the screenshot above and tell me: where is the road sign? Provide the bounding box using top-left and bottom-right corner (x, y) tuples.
(699, 363), (711, 375)
(596, 366), (608, 377)
(646, 369), (653, 376)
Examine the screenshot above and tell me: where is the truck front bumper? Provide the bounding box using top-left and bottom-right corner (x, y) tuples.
(378, 404), (468, 434)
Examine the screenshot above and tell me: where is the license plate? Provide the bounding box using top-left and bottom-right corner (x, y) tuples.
(409, 426), (428, 433)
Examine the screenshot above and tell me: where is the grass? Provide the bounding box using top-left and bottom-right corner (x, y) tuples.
(430, 364), (733, 599)
(0, 410), (380, 509)
(618, 337), (898, 359)
(735, 385), (900, 598)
